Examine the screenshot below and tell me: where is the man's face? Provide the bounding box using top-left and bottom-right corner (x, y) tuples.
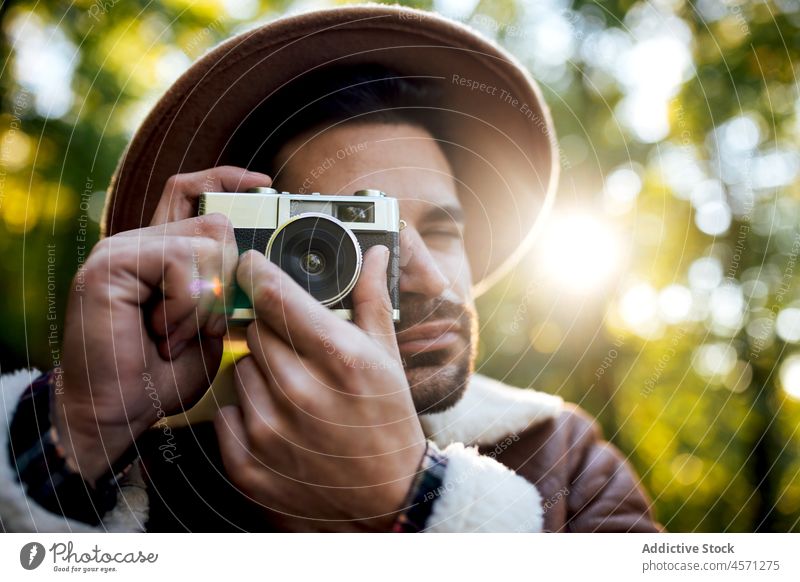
(273, 122), (478, 414)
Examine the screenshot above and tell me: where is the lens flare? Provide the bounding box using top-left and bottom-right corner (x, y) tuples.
(538, 213), (623, 294)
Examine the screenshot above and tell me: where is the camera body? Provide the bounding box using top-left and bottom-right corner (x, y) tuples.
(199, 187), (400, 323)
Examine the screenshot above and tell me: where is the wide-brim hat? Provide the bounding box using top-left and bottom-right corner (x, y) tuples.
(102, 3), (558, 297)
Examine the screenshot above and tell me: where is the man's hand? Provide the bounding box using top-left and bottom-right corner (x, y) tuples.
(215, 246), (427, 531)
(55, 167), (271, 485)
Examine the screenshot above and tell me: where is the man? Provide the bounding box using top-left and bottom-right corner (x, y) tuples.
(0, 5), (660, 532)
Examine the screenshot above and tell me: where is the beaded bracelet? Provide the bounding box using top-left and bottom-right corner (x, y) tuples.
(392, 440), (449, 532)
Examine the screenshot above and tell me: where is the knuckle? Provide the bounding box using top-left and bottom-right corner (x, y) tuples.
(248, 417), (277, 447)
(163, 174), (182, 193)
(89, 236), (113, 257)
(82, 240), (117, 283)
(233, 464), (262, 494)
(197, 212), (234, 241)
(254, 275), (279, 305)
(192, 236), (223, 264)
(81, 257), (109, 290)
(215, 165), (240, 175)
(170, 237), (196, 263)
(247, 420), (269, 444)
(330, 339), (367, 375)
(316, 327), (346, 357)
(285, 385), (315, 413)
(336, 338), (362, 362)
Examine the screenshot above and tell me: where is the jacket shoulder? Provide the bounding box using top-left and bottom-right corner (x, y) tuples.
(491, 401), (663, 532)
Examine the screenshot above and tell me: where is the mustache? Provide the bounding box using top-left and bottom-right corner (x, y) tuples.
(393, 295), (476, 369)
(394, 295), (472, 339)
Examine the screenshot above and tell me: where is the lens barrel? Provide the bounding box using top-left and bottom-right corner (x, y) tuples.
(266, 213), (362, 306)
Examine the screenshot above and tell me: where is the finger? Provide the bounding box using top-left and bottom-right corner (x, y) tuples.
(231, 355), (283, 445)
(157, 310), (210, 360)
(350, 245), (398, 354)
(146, 236), (225, 345)
(214, 405), (253, 483)
(94, 235), (225, 358)
(118, 216), (237, 341)
(120, 212), (235, 243)
(150, 166), (272, 225)
(189, 216), (239, 338)
(162, 334), (224, 407)
(246, 319), (324, 412)
(236, 249), (350, 353)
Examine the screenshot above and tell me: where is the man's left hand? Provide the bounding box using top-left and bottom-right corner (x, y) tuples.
(214, 245), (427, 531)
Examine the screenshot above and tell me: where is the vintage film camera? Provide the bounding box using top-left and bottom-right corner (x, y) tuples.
(199, 187), (400, 323)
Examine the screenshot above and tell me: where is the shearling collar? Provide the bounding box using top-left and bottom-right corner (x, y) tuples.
(420, 373), (563, 449)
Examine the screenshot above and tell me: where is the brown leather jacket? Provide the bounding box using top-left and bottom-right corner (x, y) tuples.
(483, 404), (663, 532)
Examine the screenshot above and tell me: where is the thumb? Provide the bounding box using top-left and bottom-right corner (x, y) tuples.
(351, 245), (398, 354)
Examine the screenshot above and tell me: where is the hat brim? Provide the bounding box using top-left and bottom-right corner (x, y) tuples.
(102, 3), (558, 297)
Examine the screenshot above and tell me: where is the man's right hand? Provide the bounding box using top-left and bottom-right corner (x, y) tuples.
(54, 167), (271, 485)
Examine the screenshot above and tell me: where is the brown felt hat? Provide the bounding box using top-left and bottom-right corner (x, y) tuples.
(102, 3), (558, 297)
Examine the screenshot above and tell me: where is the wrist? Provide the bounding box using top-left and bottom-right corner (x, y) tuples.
(9, 370), (140, 525)
(53, 382), (148, 486)
(360, 439), (427, 532)
(391, 440), (449, 532)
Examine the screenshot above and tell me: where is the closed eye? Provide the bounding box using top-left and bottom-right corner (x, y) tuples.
(417, 204), (466, 240)
(423, 226), (463, 239)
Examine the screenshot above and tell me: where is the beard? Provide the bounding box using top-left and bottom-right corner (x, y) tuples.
(394, 294), (478, 415)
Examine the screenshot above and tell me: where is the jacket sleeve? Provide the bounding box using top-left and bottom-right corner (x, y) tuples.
(562, 406), (663, 532)
(1, 368), (149, 532)
(424, 442), (545, 532)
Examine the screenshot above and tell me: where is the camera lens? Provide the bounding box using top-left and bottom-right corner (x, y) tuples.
(266, 213), (362, 306)
(300, 251), (325, 275)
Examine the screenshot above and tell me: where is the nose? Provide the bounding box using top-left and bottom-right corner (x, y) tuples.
(398, 227), (450, 298)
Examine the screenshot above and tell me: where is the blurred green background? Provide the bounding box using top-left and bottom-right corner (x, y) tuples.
(1, 0), (799, 532)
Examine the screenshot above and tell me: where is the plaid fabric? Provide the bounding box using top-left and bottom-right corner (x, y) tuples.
(391, 441), (449, 533)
